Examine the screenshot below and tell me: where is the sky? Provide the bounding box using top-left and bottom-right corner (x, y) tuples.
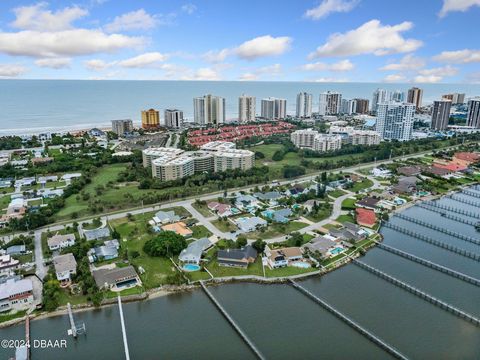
(0, 0), (479, 83)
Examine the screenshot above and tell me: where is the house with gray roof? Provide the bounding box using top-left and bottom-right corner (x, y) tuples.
(153, 210), (180, 224)
(178, 237), (213, 265)
(92, 265), (141, 291)
(217, 245), (258, 268)
(234, 216), (267, 233)
(83, 226), (110, 241)
(6, 245), (26, 256)
(47, 233), (76, 251)
(262, 208), (292, 223)
(53, 253), (77, 283)
(235, 194), (260, 211)
(254, 191), (283, 205)
(303, 236), (345, 258)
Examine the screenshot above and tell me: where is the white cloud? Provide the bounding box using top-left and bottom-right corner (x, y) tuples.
(309, 20), (422, 58)
(417, 65), (458, 77)
(414, 75), (443, 83)
(0, 30), (144, 58)
(439, 0), (480, 17)
(380, 54), (425, 71)
(383, 74), (406, 82)
(433, 49), (480, 63)
(181, 3), (197, 14)
(0, 64), (27, 77)
(239, 73), (258, 81)
(302, 59), (354, 71)
(183, 67), (221, 80)
(84, 59), (112, 71)
(117, 52), (168, 68)
(312, 77), (348, 82)
(11, 2), (88, 31)
(105, 9), (161, 32)
(304, 0), (359, 20)
(238, 64), (282, 81)
(35, 57), (71, 69)
(202, 49), (230, 63)
(234, 35), (292, 60)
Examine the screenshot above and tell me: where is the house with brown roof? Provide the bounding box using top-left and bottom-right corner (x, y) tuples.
(265, 246), (303, 269)
(356, 208), (377, 228)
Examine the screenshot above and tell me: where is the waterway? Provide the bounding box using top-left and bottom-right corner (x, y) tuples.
(1, 188), (479, 359)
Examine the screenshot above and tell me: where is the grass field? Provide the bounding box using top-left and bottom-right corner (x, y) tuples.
(248, 221), (308, 240)
(191, 201), (212, 217)
(251, 144), (307, 179)
(341, 197), (357, 210)
(350, 179), (374, 192)
(205, 257), (264, 277)
(191, 225), (212, 239)
(335, 213), (355, 224)
(211, 219), (237, 232)
(328, 189), (347, 198)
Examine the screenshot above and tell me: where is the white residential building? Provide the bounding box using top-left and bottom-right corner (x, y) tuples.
(238, 94), (256, 122)
(214, 149), (255, 172)
(329, 126), (381, 145)
(296, 92), (313, 118)
(341, 99), (356, 115)
(194, 94), (225, 125)
(313, 134), (342, 152)
(0, 278), (34, 313)
(371, 88), (390, 113)
(290, 129), (318, 148)
(375, 102), (415, 141)
(47, 233), (76, 251)
(164, 109), (184, 129)
(319, 92), (342, 115)
(261, 97), (287, 120)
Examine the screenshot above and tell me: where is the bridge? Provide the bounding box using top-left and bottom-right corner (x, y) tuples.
(200, 281), (265, 360)
(377, 243), (480, 287)
(289, 279), (409, 360)
(353, 259), (480, 327)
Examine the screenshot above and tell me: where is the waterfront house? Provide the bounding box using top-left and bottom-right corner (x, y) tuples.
(217, 245), (258, 268)
(152, 210), (180, 225)
(392, 176), (419, 195)
(0, 278), (34, 313)
(53, 253), (77, 284)
(161, 222), (193, 237)
(329, 225), (365, 243)
(83, 226), (111, 241)
(92, 265), (141, 291)
(178, 237), (213, 265)
(265, 246), (303, 269)
(47, 233), (76, 251)
(234, 216), (267, 233)
(355, 208), (377, 228)
(303, 236), (345, 259)
(356, 197), (380, 211)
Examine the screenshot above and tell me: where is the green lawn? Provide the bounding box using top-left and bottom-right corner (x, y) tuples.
(328, 189), (347, 198)
(350, 179), (374, 192)
(211, 219), (237, 232)
(265, 265), (317, 278)
(0, 310), (27, 324)
(184, 269), (212, 282)
(206, 257), (264, 277)
(190, 225), (213, 239)
(335, 214), (355, 224)
(305, 205), (332, 222)
(58, 289), (89, 306)
(248, 221), (308, 240)
(251, 144), (307, 179)
(105, 286), (145, 298)
(191, 202), (212, 217)
(0, 194), (11, 212)
(341, 197), (357, 210)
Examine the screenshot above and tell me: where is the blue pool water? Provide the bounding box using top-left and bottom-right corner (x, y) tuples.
(330, 247), (344, 256)
(182, 264), (201, 272)
(291, 262), (311, 269)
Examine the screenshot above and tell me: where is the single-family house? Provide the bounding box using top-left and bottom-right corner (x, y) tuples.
(265, 246), (303, 269)
(6, 245), (26, 256)
(392, 176), (419, 195)
(301, 199), (322, 213)
(178, 237), (213, 265)
(47, 233), (76, 251)
(356, 197), (380, 211)
(153, 210), (180, 225)
(235, 194), (259, 211)
(92, 266), (141, 291)
(262, 208), (292, 223)
(254, 191), (283, 205)
(234, 216), (267, 233)
(53, 253), (77, 284)
(94, 239), (120, 261)
(286, 185), (306, 197)
(397, 165), (422, 177)
(0, 255), (20, 273)
(0, 278), (34, 313)
(303, 236), (345, 258)
(355, 208), (377, 228)
(207, 202), (236, 217)
(161, 222), (193, 237)
(83, 226), (111, 241)
(217, 245), (258, 268)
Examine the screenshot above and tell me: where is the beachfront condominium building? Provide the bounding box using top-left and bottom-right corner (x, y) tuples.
(111, 119), (133, 136)
(407, 87), (423, 109)
(375, 102), (415, 141)
(238, 94), (256, 122)
(371, 88), (390, 113)
(193, 94), (225, 126)
(261, 97), (287, 120)
(431, 99), (452, 131)
(141, 109), (160, 129)
(442, 93), (465, 104)
(319, 91), (342, 115)
(296, 92), (313, 118)
(354, 99), (370, 114)
(164, 109), (184, 129)
(290, 129), (342, 152)
(144, 141), (254, 180)
(466, 98), (480, 128)
(341, 99), (356, 115)
(391, 90), (405, 102)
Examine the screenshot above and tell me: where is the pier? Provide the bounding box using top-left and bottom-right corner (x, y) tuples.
(461, 188), (480, 199)
(448, 194), (480, 208)
(200, 281), (265, 360)
(383, 222), (480, 261)
(377, 243), (480, 287)
(393, 213), (480, 246)
(67, 303), (86, 338)
(420, 201), (480, 219)
(417, 203), (477, 226)
(353, 259), (480, 327)
(289, 279), (409, 360)
(118, 295), (131, 360)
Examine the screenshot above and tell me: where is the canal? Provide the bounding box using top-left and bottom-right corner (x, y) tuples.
(1, 189), (479, 359)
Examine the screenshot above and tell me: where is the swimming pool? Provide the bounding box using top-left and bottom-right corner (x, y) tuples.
(182, 264), (201, 272)
(330, 247), (344, 256)
(291, 261), (311, 269)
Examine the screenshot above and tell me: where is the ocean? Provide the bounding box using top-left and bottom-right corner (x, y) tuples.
(1, 79), (479, 136)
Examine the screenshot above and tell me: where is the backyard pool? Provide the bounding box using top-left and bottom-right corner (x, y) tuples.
(330, 247), (344, 256)
(291, 261), (311, 269)
(182, 264), (201, 272)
